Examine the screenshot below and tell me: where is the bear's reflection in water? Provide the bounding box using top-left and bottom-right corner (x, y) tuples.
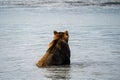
(45, 65), (71, 80)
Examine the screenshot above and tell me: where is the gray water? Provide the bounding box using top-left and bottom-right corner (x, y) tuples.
(0, 0), (120, 80)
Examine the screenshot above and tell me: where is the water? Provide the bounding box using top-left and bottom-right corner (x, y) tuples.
(0, 0), (120, 80)
(0, 0), (120, 7)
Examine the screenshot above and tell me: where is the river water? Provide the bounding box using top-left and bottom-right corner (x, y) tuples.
(0, 0), (120, 80)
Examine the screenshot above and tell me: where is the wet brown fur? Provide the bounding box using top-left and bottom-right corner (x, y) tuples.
(36, 31), (70, 67)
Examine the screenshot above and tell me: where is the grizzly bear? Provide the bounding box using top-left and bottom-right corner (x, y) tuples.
(36, 31), (71, 67)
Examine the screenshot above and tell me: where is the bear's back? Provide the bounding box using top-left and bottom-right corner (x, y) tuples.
(36, 31), (70, 67)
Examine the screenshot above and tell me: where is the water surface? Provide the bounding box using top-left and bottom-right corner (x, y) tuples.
(0, 0), (120, 80)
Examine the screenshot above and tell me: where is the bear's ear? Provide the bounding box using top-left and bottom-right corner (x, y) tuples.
(65, 31), (68, 35)
(54, 31), (57, 35)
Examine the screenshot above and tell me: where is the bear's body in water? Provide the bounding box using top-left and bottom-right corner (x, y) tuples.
(36, 31), (71, 67)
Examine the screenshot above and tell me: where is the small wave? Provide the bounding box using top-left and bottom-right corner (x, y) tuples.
(100, 2), (120, 6)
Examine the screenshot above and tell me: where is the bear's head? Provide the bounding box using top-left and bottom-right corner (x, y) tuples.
(53, 31), (69, 43)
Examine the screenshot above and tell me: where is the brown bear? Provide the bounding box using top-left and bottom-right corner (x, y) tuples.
(36, 31), (71, 67)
